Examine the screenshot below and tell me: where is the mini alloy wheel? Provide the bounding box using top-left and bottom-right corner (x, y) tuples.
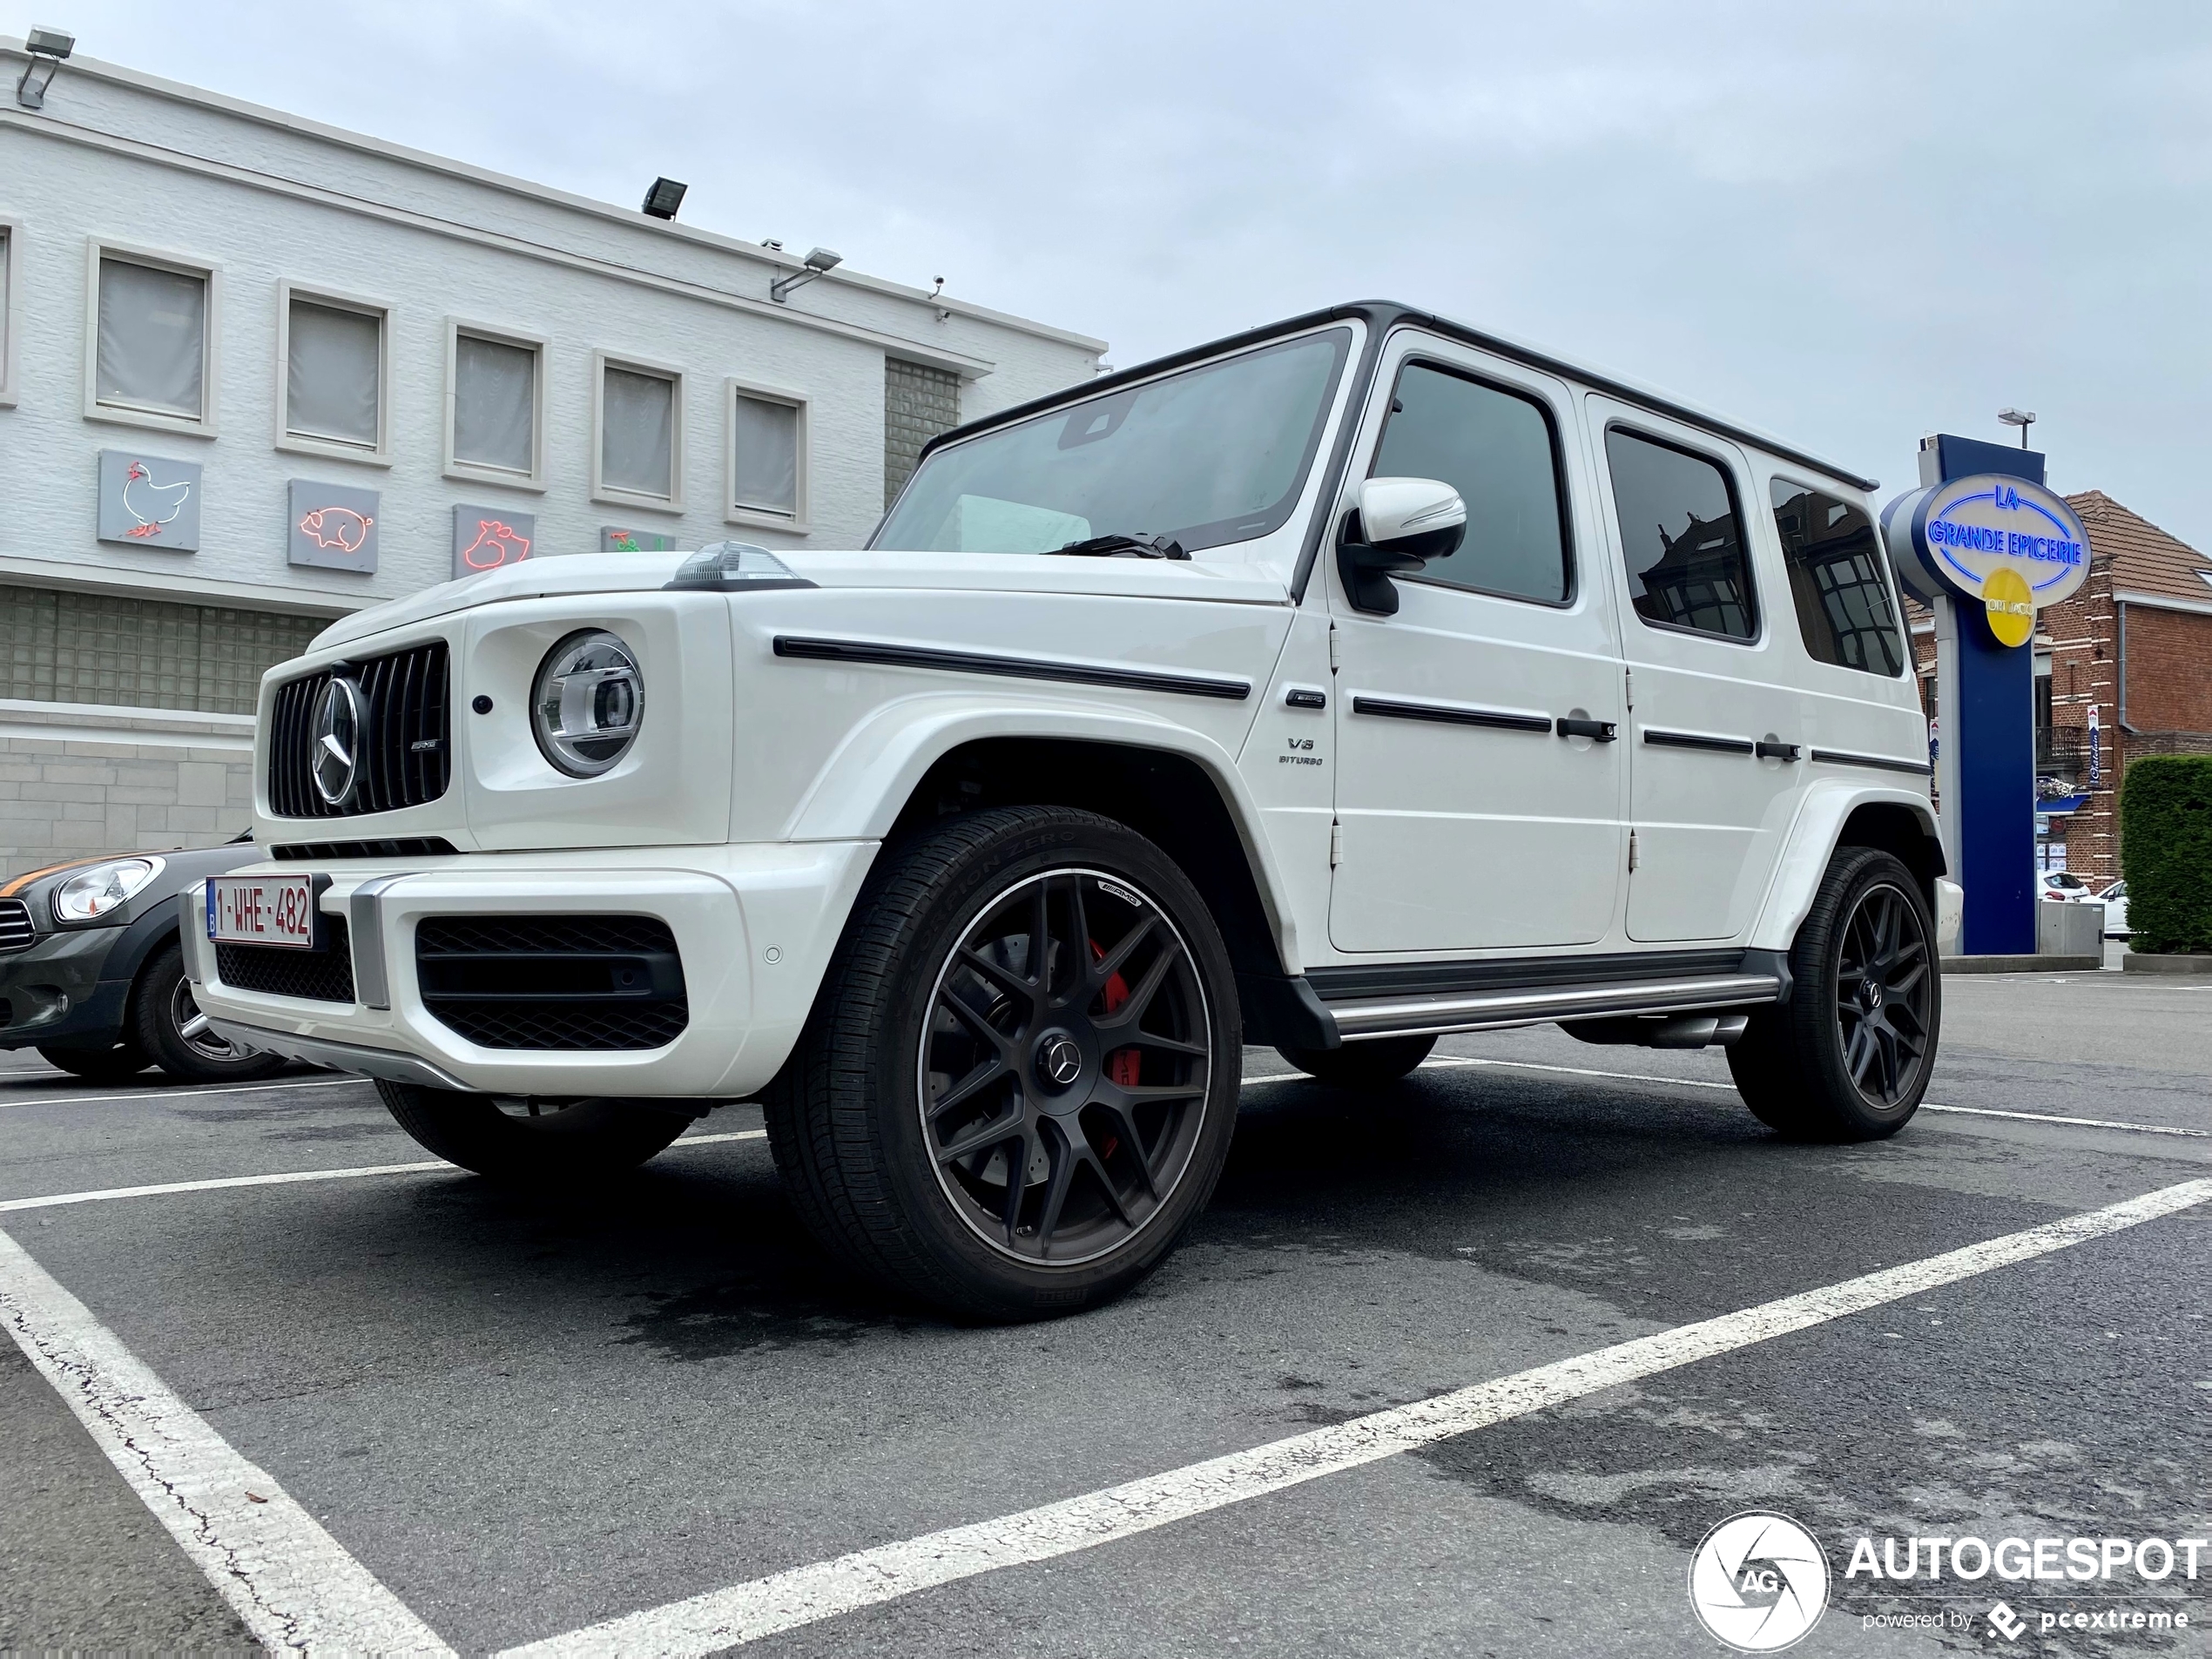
(172, 975), (250, 1065)
(919, 868), (1212, 1266)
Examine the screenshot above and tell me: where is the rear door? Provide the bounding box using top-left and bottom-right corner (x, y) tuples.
(1327, 337), (1626, 953)
(1588, 401), (1802, 943)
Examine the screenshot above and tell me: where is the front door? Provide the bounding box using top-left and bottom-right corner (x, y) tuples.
(1328, 341), (1626, 954)
(1587, 401), (1802, 942)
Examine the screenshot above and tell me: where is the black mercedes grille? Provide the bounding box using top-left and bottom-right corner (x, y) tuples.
(0, 900), (34, 954)
(415, 914), (688, 1050)
(216, 915), (355, 1003)
(268, 641), (450, 819)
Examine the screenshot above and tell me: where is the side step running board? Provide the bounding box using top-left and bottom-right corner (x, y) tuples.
(1324, 972), (1782, 1042)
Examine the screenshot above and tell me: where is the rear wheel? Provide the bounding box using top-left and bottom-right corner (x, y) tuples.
(1275, 1035), (1436, 1089)
(37, 1042), (152, 1082)
(1729, 847), (1939, 1142)
(132, 943), (287, 1083)
(764, 806), (1240, 1320)
(376, 1082), (691, 1181)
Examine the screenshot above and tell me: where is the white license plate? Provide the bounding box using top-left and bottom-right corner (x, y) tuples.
(206, 874), (320, 949)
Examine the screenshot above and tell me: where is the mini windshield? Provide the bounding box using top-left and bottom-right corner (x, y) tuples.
(873, 327), (1352, 556)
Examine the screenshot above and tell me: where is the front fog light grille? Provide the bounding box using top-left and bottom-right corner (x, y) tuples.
(415, 914), (688, 1050)
(217, 916), (356, 1003)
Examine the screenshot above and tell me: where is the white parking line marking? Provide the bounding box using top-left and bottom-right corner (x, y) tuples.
(0, 1130), (767, 1215)
(0, 1076), (370, 1111)
(0, 1226), (456, 1656)
(1395, 1055), (2211, 1138)
(501, 1176), (2212, 1657)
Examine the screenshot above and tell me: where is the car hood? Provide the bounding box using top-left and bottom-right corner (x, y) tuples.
(309, 550), (1292, 654)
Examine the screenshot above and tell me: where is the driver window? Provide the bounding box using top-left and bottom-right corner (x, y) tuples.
(1370, 361), (1572, 604)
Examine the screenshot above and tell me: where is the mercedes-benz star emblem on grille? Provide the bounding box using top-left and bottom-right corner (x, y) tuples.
(312, 677), (368, 806)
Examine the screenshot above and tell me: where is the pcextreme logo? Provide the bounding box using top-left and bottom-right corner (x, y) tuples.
(1688, 1511), (1831, 1652)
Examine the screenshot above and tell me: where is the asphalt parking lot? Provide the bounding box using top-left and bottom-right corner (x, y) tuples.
(3, 964), (2207, 1656)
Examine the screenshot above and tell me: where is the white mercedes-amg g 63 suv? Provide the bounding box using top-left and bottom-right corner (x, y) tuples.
(191, 302), (1952, 1318)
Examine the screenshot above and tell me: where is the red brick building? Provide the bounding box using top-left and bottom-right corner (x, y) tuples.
(1908, 492), (2212, 886)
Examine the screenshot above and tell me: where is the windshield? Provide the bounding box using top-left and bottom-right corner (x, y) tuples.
(873, 327), (1352, 556)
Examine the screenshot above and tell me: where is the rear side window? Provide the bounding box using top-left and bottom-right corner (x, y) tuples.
(1371, 362), (1571, 604)
(1604, 428), (1756, 640)
(1769, 479), (1906, 676)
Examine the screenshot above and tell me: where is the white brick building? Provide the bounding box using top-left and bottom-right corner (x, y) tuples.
(0, 35), (1103, 875)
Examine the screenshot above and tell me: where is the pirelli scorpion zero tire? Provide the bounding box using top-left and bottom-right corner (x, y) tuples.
(763, 806), (1242, 1320)
(374, 1082), (690, 1182)
(1728, 847), (1940, 1143)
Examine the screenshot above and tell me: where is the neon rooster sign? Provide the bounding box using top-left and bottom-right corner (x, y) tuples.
(119, 460), (192, 539)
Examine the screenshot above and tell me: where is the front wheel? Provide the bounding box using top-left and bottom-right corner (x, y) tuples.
(1729, 847), (1940, 1142)
(132, 944), (287, 1083)
(375, 1082), (691, 1181)
(764, 806), (1241, 1320)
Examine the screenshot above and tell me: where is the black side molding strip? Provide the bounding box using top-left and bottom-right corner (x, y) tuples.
(1642, 728), (1757, 756)
(1352, 694), (1552, 733)
(772, 636), (1251, 701)
(1808, 748), (1933, 777)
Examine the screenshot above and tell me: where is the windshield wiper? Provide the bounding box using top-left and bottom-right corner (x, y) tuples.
(1049, 532), (1190, 561)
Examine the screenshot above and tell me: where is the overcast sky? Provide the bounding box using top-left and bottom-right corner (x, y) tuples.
(23, 2), (2212, 546)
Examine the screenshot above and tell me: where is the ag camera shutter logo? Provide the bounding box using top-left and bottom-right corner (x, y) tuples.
(1689, 1511), (1831, 1652)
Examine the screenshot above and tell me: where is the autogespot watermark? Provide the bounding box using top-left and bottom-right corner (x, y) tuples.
(1689, 1512), (1831, 1652)
(1687, 1514), (2203, 1648)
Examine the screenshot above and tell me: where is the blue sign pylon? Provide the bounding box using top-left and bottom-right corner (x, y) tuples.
(1883, 435), (2092, 958)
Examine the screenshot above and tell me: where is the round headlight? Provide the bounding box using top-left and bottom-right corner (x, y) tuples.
(54, 856), (165, 923)
(531, 630), (645, 777)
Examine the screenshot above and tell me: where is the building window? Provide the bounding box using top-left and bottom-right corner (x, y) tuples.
(0, 583), (326, 715)
(1769, 478), (1905, 675)
(85, 245), (219, 434)
(0, 219), (19, 407)
(280, 286), (388, 462)
(593, 352), (683, 510)
(885, 358), (960, 509)
(1605, 427), (1757, 641)
(445, 321), (546, 489)
(726, 379), (807, 528)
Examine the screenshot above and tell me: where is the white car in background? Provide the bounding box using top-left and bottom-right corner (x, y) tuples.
(2038, 871), (2091, 902)
(2091, 880), (2129, 936)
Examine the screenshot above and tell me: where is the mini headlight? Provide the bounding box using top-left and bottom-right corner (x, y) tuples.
(531, 630), (645, 777)
(53, 856), (165, 923)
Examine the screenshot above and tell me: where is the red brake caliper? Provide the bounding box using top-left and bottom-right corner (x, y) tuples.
(1089, 941), (1140, 1159)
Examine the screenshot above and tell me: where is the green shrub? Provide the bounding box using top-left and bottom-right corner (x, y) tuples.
(2121, 755), (2212, 953)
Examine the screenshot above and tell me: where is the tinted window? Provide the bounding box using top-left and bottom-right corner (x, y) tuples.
(1371, 363), (1569, 604)
(1605, 429), (1756, 640)
(1769, 479), (1905, 676)
(874, 329), (1351, 556)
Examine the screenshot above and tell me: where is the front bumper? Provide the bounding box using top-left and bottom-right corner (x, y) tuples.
(185, 842), (876, 1098)
(0, 926), (132, 1049)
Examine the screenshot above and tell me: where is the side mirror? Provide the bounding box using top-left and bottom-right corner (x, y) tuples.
(1338, 476), (1466, 616)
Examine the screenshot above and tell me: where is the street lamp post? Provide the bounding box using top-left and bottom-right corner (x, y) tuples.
(1998, 408), (2037, 449)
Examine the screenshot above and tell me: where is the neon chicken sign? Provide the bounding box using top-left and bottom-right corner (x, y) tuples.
(119, 460), (192, 539)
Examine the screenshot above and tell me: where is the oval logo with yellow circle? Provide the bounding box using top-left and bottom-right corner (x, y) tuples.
(1982, 566), (2034, 647)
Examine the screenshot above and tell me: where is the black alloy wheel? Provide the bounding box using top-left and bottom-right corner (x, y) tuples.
(1728, 846), (1940, 1142)
(919, 868), (1211, 1266)
(762, 805), (1241, 1319)
(1832, 880), (1932, 1109)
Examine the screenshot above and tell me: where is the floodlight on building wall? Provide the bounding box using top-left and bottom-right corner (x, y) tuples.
(1999, 408), (2037, 448)
(15, 24), (74, 111)
(770, 247), (843, 304)
(641, 177), (687, 220)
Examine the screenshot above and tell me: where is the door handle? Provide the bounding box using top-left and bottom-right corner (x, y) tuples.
(1755, 739), (1803, 760)
(1555, 717), (1618, 742)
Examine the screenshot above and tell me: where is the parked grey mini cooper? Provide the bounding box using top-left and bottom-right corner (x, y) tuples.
(0, 839), (283, 1082)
